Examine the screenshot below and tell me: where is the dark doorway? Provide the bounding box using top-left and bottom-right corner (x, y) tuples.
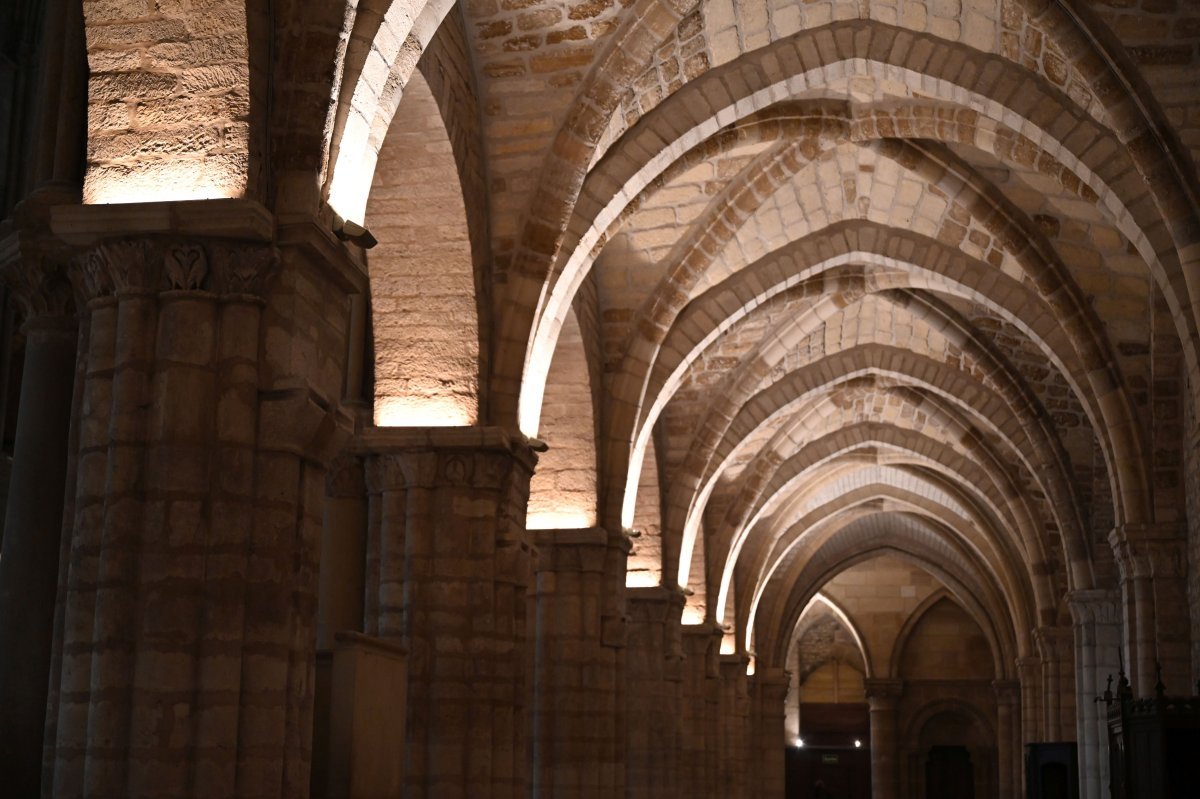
(786, 746), (871, 799)
(926, 745), (974, 799)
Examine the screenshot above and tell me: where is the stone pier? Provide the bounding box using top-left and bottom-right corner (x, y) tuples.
(40, 201), (354, 797)
(360, 426), (537, 799)
(864, 678), (904, 799)
(0, 235), (77, 796)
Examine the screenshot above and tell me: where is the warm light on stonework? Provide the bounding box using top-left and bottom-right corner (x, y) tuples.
(624, 570), (659, 588)
(526, 509), (594, 530)
(681, 605), (705, 625)
(327, 122), (378, 224)
(373, 397), (474, 427)
(84, 162), (244, 205)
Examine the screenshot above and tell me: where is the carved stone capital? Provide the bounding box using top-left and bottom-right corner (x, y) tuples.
(325, 452), (366, 498)
(0, 225), (77, 323)
(1108, 523), (1186, 581)
(1066, 589), (1121, 626)
(1034, 626), (1072, 660)
(70, 237), (278, 301)
(992, 679), (1021, 704)
(1015, 656), (1042, 677)
(357, 426), (539, 492)
(1, 256), (75, 323)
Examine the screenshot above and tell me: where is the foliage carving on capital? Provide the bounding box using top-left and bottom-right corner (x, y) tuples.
(72, 238), (278, 299)
(1, 255), (75, 321)
(74, 238), (148, 299)
(164, 243), (208, 290)
(210, 243), (278, 296)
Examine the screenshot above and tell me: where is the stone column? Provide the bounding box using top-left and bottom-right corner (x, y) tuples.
(43, 202), (354, 798)
(750, 666), (790, 799)
(624, 585), (686, 799)
(360, 427), (537, 799)
(1035, 626), (1075, 740)
(1109, 523), (1189, 696)
(864, 678), (904, 799)
(1067, 589), (1121, 799)
(0, 243), (77, 797)
(529, 526), (613, 799)
(317, 455), (367, 650)
(1016, 656), (1043, 744)
(680, 623), (722, 799)
(992, 680), (1020, 799)
(717, 654), (751, 799)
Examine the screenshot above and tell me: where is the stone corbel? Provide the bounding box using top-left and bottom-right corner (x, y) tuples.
(259, 387), (354, 466)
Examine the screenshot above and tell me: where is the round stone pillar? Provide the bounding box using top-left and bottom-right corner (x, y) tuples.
(864, 678), (904, 799)
(0, 252), (76, 797)
(1109, 523), (1189, 696)
(750, 666), (790, 799)
(992, 680), (1020, 799)
(1067, 589), (1121, 799)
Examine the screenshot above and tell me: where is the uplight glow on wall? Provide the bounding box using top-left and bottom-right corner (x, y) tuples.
(526, 509), (594, 530)
(83, 161), (245, 205)
(373, 396), (474, 427)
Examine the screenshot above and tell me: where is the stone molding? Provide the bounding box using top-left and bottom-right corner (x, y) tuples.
(625, 585), (687, 622)
(1108, 523), (1187, 580)
(532, 526), (609, 574)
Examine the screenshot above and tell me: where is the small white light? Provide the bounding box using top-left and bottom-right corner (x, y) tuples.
(854, 739), (862, 748)
(795, 738), (805, 748)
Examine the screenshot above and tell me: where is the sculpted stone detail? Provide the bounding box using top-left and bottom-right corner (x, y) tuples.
(1109, 525), (1187, 581)
(326, 453), (366, 498)
(0, 256), (75, 321)
(72, 238), (277, 300)
(1067, 589), (1121, 626)
(210, 243), (278, 296)
(163, 243), (208, 290)
(441, 454), (469, 485)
